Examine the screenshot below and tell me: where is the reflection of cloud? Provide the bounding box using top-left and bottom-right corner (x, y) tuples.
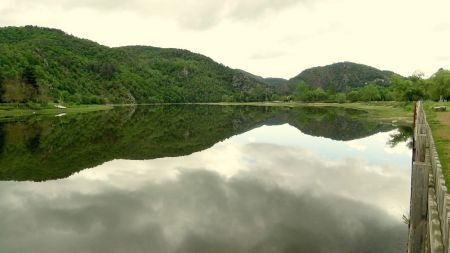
(75, 126), (411, 218)
(240, 143), (410, 218)
(384, 144), (410, 155)
(346, 141), (367, 151)
(0, 124), (410, 252)
(0, 169), (406, 253)
(233, 125), (411, 168)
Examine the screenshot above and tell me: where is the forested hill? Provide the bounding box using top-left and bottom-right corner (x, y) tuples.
(236, 69), (287, 86)
(0, 26), (270, 104)
(287, 62), (400, 92)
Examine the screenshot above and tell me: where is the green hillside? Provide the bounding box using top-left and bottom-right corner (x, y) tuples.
(284, 62), (400, 93)
(2, 26), (443, 105)
(263, 77), (288, 86)
(0, 26), (270, 104)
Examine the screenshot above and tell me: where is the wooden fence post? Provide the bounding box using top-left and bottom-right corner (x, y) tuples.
(409, 162), (430, 253)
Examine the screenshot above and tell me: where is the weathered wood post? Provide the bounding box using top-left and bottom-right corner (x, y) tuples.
(409, 161), (430, 253)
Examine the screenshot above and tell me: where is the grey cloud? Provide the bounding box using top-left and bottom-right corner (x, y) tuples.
(177, 14), (221, 30)
(0, 6), (17, 26)
(0, 168), (407, 253)
(3, 0), (130, 11)
(175, 1), (227, 30)
(0, 0), (225, 30)
(279, 23), (343, 45)
(227, 0), (304, 20)
(172, 0), (314, 30)
(436, 56), (450, 62)
(0, 0), (312, 30)
(434, 22), (450, 32)
(249, 50), (286, 60)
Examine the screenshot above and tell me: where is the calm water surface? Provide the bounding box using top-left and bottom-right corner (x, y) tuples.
(0, 105), (412, 253)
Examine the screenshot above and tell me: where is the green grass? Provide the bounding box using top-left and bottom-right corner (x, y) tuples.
(0, 103), (113, 121)
(424, 101), (450, 187)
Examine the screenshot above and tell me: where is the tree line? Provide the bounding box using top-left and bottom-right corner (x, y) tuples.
(289, 69), (450, 103)
(0, 26), (272, 105)
(1, 26), (449, 105)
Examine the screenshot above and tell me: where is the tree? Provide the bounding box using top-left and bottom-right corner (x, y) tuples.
(22, 66), (37, 87)
(302, 88), (328, 101)
(335, 93), (346, 103)
(293, 81), (310, 101)
(430, 69), (450, 101)
(0, 75), (4, 103)
(313, 88), (328, 101)
(391, 76), (427, 101)
(359, 84), (381, 101)
(379, 87), (394, 101)
(347, 90), (360, 102)
(270, 93), (281, 101)
(1, 79), (33, 103)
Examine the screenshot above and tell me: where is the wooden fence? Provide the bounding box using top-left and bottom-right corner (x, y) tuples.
(409, 101), (449, 253)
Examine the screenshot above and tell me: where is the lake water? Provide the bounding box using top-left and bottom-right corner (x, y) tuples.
(0, 105), (412, 253)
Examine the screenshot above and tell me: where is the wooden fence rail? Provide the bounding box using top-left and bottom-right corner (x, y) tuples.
(408, 101), (449, 253)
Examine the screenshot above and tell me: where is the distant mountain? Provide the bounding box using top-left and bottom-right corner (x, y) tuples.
(0, 26), (406, 103)
(283, 62), (401, 93)
(263, 77), (288, 86)
(236, 70), (287, 86)
(0, 26), (270, 104)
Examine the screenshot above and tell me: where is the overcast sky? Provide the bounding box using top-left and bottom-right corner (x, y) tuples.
(0, 0), (449, 79)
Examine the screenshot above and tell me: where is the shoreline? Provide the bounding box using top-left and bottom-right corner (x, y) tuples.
(0, 104), (113, 121)
(0, 101), (412, 124)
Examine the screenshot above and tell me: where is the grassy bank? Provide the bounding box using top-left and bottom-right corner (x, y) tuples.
(207, 101), (413, 125)
(424, 101), (450, 187)
(0, 103), (113, 121)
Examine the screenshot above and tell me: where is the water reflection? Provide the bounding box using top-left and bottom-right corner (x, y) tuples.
(0, 105), (400, 181)
(0, 123), (410, 253)
(388, 125), (414, 149)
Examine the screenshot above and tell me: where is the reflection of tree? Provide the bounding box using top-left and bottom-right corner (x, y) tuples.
(0, 125), (4, 155)
(0, 105), (280, 181)
(0, 105), (403, 181)
(285, 107), (395, 141)
(26, 130), (41, 153)
(388, 126), (413, 149)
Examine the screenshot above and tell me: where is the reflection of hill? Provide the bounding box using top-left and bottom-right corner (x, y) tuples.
(0, 105), (280, 181)
(277, 107), (395, 141)
(0, 105), (398, 181)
